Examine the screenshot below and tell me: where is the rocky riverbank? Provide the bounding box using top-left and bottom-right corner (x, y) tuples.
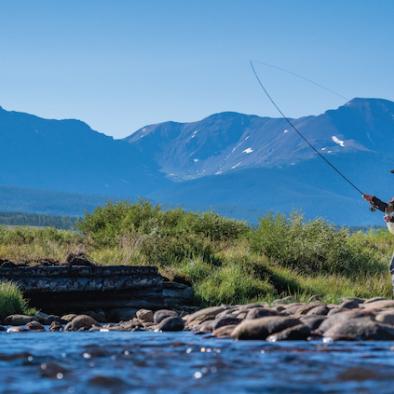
(3, 297), (394, 341)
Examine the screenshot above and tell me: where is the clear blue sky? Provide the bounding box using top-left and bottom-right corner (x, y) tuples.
(1, 0), (393, 137)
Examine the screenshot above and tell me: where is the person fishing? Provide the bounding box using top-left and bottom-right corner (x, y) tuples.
(363, 194), (394, 291)
(362, 194), (394, 232)
(250, 62), (394, 287)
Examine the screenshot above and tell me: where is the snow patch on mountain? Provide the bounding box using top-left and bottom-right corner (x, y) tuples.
(331, 136), (345, 147)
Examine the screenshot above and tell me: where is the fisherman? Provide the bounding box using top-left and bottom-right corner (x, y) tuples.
(363, 193), (394, 291)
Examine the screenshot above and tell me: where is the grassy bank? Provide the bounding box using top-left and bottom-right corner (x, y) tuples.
(0, 201), (392, 306)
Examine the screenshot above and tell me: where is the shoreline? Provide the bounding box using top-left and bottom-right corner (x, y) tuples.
(3, 297), (394, 341)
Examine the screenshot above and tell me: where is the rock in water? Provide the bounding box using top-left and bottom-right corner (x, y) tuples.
(61, 314), (77, 322)
(186, 306), (226, 327)
(316, 310), (373, 334)
(231, 316), (301, 340)
(26, 321), (45, 331)
(267, 324), (311, 341)
(153, 310), (178, 324)
(157, 317), (184, 332)
(324, 318), (394, 340)
(212, 324), (238, 338)
(64, 315), (97, 331)
(136, 309), (154, 323)
(3, 315), (37, 326)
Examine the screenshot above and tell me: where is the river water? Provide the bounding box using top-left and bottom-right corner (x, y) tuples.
(2, 331), (394, 393)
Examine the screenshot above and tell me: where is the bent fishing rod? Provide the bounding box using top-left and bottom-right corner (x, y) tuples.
(249, 60), (365, 197)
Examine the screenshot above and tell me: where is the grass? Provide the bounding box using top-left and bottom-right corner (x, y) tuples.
(0, 201), (392, 306)
(0, 282), (30, 319)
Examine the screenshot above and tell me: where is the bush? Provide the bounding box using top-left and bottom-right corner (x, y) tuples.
(0, 282), (29, 319)
(251, 213), (385, 276)
(195, 262), (274, 305)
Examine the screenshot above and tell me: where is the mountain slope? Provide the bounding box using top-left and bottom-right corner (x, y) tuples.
(0, 106), (168, 197)
(152, 150), (391, 226)
(126, 98), (394, 180)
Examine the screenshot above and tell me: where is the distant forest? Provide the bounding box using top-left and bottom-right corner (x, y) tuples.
(0, 211), (78, 229)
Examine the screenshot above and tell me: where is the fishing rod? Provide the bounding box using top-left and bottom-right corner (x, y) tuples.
(249, 60), (364, 196)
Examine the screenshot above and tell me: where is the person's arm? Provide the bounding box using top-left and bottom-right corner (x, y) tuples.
(363, 194), (388, 212)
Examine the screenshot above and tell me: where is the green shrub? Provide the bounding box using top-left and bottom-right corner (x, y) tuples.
(196, 262), (274, 305)
(0, 282), (29, 319)
(251, 213), (385, 276)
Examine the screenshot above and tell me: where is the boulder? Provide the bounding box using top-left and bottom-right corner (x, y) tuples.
(186, 306), (226, 326)
(153, 310), (178, 324)
(338, 298), (364, 310)
(215, 308), (238, 320)
(61, 314), (77, 322)
(35, 312), (64, 325)
(64, 315), (97, 331)
(49, 321), (63, 332)
(293, 302), (324, 316)
(157, 316), (185, 332)
(192, 320), (215, 333)
(327, 307), (348, 316)
(305, 305), (329, 316)
(361, 300), (394, 311)
(212, 316), (241, 330)
(300, 316), (326, 331)
(317, 309), (374, 334)
(26, 321), (45, 331)
(213, 324), (238, 338)
(136, 309), (154, 323)
(245, 308), (280, 320)
(231, 316), (301, 340)
(4, 315), (37, 326)
(234, 311), (248, 320)
(375, 311), (394, 325)
(267, 324), (310, 341)
(284, 303), (303, 315)
(324, 318), (394, 341)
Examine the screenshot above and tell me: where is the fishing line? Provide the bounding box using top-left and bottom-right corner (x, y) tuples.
(249, 60), (364, 196)
(253, 60), (349, 101)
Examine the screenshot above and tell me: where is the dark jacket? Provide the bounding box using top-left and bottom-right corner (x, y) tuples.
(372, 196), (394, 222)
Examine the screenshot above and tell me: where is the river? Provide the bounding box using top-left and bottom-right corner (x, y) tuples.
(2, 331), (394, 393)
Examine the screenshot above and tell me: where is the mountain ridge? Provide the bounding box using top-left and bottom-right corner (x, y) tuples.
(125, 97), (393, 180)
(1, 97), (393, 225)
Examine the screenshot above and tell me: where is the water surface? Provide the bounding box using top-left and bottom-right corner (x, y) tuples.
(2, 331), (394, 393)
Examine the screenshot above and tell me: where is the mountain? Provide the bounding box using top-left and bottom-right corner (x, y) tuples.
(126, 98), (394, 225)
(0, 106), (168, 197)
(1, 98), (394, 226)
(126, 98), (394, 180)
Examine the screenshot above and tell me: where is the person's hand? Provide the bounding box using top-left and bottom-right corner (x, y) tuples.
(363, 194), (374, 202)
